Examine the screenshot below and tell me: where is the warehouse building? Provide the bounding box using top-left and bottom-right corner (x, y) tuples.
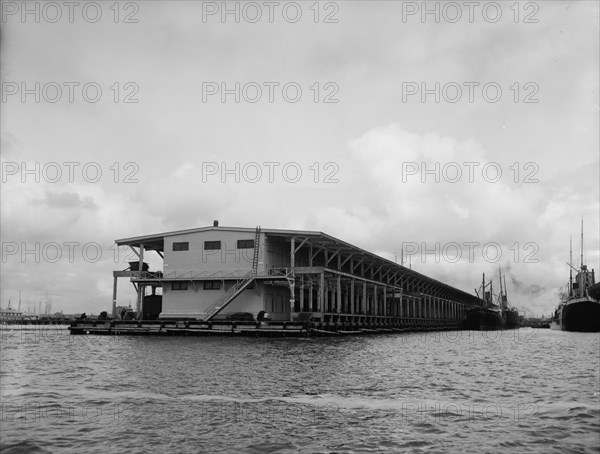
(112, 223), (481, 327)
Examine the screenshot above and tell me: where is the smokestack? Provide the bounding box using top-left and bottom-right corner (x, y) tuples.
(213, 220), (219, 227)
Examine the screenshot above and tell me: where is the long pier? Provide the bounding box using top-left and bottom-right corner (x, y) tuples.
(70, 224), (487, 336)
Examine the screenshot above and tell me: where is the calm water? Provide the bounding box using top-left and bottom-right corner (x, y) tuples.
(1, 326), (599, 453)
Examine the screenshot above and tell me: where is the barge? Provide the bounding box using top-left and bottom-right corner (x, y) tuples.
(69, 317), (463, 337)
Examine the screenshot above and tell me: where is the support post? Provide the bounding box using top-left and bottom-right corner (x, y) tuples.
(362, 281), (367, 314)
(137, 285), (143, 319)
(350, 279), (355, 314)
(374, 284), (378, 316)
(319, 271), (325, 313)
(383, 286), (387, 319)
(337, 255), (342, 314)
(289, 237), (295, 320)
(137, 244), (144, 319)
(112, 275), (118, 317)
(300, 275), (304, 311)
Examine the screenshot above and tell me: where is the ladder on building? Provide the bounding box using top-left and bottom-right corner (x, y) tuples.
(204, 226), (261, 321)
(252, 226), (261, 272)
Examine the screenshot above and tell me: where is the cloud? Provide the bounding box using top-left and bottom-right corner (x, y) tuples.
(34, 191), (98, 210)
(0, 2), (597, 317)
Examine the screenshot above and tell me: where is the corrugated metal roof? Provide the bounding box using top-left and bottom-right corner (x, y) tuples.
(115, 226), (326, 245)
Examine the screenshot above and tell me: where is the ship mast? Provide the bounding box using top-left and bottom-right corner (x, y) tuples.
(498, 266), (503, 302)
(569, 236), (573, 297)
(482, 272), (486, 307)
(580, 218), (584, 269)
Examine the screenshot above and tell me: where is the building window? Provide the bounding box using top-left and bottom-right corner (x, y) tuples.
(172, 282), (188, 291)
(237, 239), (255, 249)
(173, 242), (189, 251)
(204, 241), (221, 250)
(204, 281), (221, 290)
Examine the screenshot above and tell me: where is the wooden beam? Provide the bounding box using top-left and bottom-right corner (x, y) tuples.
(326, 249), (340, 266)
(294, 237), (309, 254)
(311, 245), (325, 262)
(351, 257), (365, 273)
(340, 253), (353, 268)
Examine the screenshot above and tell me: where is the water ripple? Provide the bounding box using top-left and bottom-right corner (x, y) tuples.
(1, 328), (599, 453)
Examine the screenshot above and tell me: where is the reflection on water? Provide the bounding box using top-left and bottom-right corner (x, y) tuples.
(1, 327), (599, 453)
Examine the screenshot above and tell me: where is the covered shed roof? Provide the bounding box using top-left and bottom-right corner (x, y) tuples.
(116, 225), (481, 304)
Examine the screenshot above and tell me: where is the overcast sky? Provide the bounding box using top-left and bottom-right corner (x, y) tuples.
(1, 1), (598, 317)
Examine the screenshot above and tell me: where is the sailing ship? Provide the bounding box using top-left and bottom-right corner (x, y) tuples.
(464, 272), (506, 330)
(498, 268), (520, 329)
(551, 222), (600, 332)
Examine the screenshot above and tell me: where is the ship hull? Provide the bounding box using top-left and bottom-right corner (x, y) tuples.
(503, 310), (520, 329)
(464, 308), (506, 330)
(559, 299), (600, 332)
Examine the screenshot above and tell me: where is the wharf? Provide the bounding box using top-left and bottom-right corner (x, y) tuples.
(69, 317), (462, 338)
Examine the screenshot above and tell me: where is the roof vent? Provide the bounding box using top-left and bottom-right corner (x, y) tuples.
(213, 220), (219, 227)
